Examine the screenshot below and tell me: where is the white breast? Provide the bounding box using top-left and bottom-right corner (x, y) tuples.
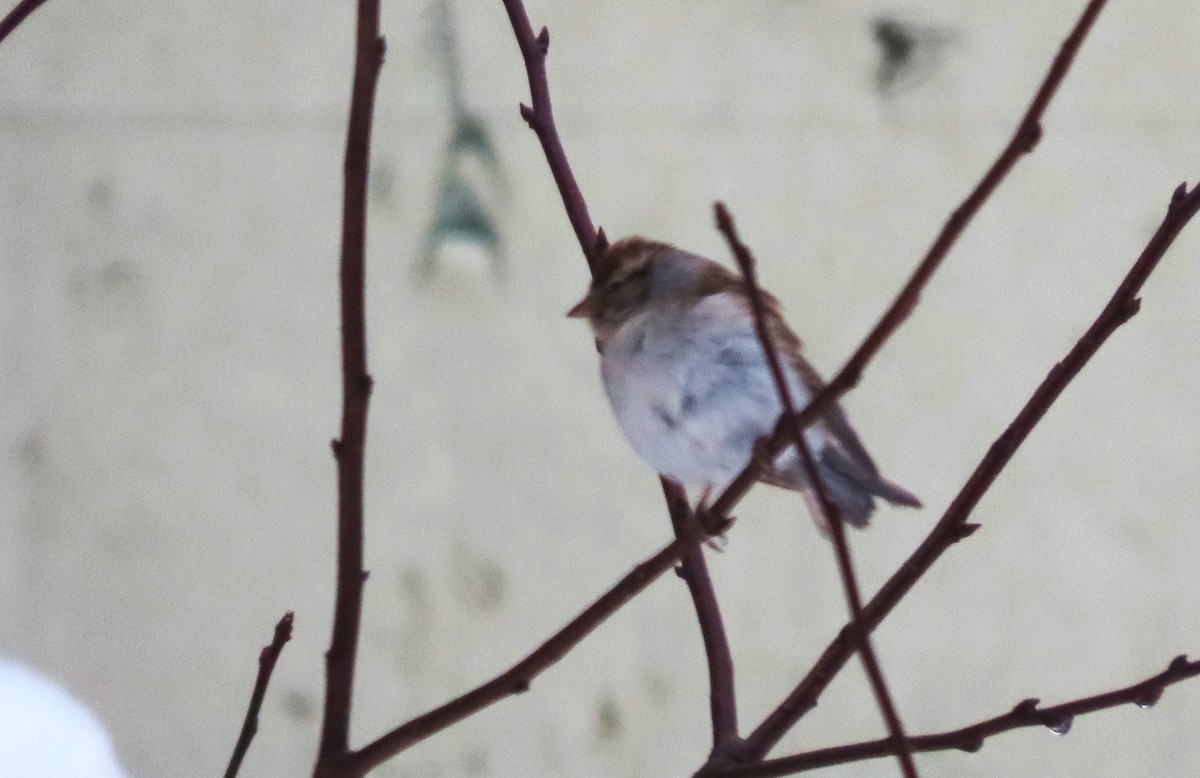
(599, 292), (813, 490)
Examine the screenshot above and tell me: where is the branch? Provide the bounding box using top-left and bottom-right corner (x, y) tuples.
(733, 180), (1200, 764)
(315, 0), (384, 770)
(708, 655), (1200, 776)
(502, 0), (739, 754)
(0, 0), (51, 46)
(225, 612), (295, 778)
(715, 204), (918, 778)
(662, 478), (740, 754)
(707, 0), (1109, 523)
(500, 0), (604, 267)
(346, 526), (717, 774)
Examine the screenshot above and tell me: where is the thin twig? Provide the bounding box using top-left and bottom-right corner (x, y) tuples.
(346, 527), (715, 774)
(225, 612), (295, 778)
(662, 478), (740, 754)
(501, 0), (738, 753)
(500, 0), (603, 267)
(732, 181), (1200, 764)
(716, 203), (918, 778)
(0, 0), (50, 46)
(707, 0), (1109, 523)
(315, 0), (385, 771)
(708, 654), (1200, 776)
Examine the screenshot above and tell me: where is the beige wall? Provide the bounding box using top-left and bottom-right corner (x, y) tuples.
(2, 1), (1199, 776)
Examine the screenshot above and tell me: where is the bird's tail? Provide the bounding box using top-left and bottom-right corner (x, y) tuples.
(760, 441), (921, 532)
(814, 447), (921, 529)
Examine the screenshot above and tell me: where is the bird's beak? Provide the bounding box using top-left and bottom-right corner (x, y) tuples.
(566, 293), (597, 319)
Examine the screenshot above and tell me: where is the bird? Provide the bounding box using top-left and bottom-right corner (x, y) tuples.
(568, 236), (920, 532)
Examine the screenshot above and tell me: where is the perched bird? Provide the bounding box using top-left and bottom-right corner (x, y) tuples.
(569, 237), (920, 532)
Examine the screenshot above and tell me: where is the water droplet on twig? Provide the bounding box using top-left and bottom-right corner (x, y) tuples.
(1134, 687), (1163, 709)
(1045, 715), (1073, 736)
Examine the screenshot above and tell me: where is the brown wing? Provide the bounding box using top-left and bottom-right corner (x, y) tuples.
(740, 291), (922, 514)
(789, 353), (880, 478)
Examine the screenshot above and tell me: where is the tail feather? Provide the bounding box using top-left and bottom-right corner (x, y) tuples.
(816, 455), (876, 528)
(758, 442), (921, 532)
(870, 477), (922, 509)
(818, 446), (921, 528)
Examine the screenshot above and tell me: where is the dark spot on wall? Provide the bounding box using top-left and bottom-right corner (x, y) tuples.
(450, 541), (508, 613)
(394, 564), (437, 677)
(18, 430), (46, 472)
(460, 746), (488, 776)
(641, 668), (673, 706)
(594, 694), (622, 742)
(397, 565), (427, 601)
(680, 393), (697, 413)
(873, 17), (915, 92)
(87, 177), (114, 210)
(871, 16), (958, 96)
(282, 690), (315, 722)
(98, 260), (136, 290)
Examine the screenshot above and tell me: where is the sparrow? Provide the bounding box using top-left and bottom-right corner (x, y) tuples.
(569, 237), (920, 531)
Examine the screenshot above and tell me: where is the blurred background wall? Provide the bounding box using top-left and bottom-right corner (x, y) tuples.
(2, 0), (1199, 776)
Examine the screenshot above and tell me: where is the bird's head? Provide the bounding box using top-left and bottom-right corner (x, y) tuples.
(567, 236), (734, 348)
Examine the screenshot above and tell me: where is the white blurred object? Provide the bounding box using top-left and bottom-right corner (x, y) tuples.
(0, 659), (126, 778)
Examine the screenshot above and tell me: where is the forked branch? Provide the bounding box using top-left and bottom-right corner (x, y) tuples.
(709, 655), (1200, 776)
(502, 0), (738, 752)
(707, 0), (1110, 522)
(717, 203), (919, 778)
(732, 180), (1200, 765)
(348, 527), (714, 774)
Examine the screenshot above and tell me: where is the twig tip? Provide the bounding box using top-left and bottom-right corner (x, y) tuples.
(713, 201), (732, 230)
(1171, 182), (1189, 210)
(536, 27), (550, 55)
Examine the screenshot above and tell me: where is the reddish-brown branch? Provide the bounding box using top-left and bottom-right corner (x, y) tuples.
(225, 612), (295, 778)
(708, 655), (1200, 777)
(662, 478), (740, 753)
(707, 0), (1109, 523)
(315, 0), (384, 772)
(346, 527), (714, 774)
(0, 0), (50, 45)
(731, 181), (1200, 765)
(500, 0), (603, 268)
(502, 0), (739, 754)
(716, 203), (918, 778)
